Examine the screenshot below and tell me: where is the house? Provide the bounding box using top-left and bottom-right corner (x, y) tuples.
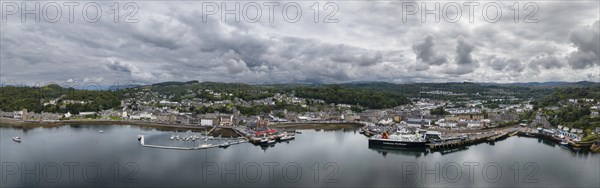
(591, 111), (599, 118)
(437, 119), (457, 128)
(219, 115), (234, 126)
(405, 118), (431, 128)
(200, 119), (214, 126)
(78, 112), (96, 117)
(457, 114), (484, 121)
(467, 121), (482, 128)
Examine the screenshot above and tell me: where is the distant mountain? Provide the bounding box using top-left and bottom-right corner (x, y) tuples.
(493, 81), (600, 88)
(107, 84), (141, 91)
(151, 80), (200, 87)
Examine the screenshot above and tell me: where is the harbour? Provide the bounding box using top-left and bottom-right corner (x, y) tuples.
(2, 124), (598, 187)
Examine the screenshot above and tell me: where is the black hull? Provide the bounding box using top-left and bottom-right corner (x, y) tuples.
(368, 139), (427, 148)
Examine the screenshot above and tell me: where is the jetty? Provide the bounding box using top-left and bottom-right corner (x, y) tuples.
(429, 132), (497, 150)
(138, 135), (247, 150)
(487, 131), (509, 142)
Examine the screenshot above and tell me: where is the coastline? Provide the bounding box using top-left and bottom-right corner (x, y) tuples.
(270, 122), (364, 130)
(0, 118), (210, 131)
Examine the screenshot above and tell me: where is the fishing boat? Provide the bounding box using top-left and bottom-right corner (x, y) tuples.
(368, 131), (427, 148)
(12, 137), (21, 143)
(267, 139), (276, 145)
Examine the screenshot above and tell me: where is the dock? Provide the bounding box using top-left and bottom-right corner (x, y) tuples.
(429, 132), (496, 150)
(429, 128), (519, 150)
(138, 135), (247, 150)
(487, 131), (509, 142)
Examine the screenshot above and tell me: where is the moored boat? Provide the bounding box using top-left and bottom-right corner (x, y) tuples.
(219, 142), (230, 148)
(280, 134), (295, 141)
(12, 137), (22, 143)
(259, 137), (269, 145)
(560, 139), (569, 146)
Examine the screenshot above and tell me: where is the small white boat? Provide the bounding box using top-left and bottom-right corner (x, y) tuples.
(12, 137), (21, 142)
(267, 139), (276, 145)
(170, 135), (175, 140)
(259, 137), (269, 145)
(280, 135), (295, 141)
(560, 139), (569, 146)
(175, 135), (180, 140)
(99, 130), (104, 133)
(219, 142), (230, 148)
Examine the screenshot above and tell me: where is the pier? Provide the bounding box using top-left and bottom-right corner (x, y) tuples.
(429, 132), (497, 150)
(429, 128), (519, 150)
(138, 135), (247, 150)
(487, 131), (509, 142)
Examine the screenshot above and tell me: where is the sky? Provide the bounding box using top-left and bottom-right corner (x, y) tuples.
(1, 1), (599, 86)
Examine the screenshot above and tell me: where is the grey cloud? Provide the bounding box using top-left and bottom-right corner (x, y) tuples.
(412, 35), (448, 66)
(1, 1), (599, 84)
(106, 60), (133, 73)
(330, 45), (383, 66)
(455, 37), (475, 65)
(442, 37), (479, 75)
(488, 56), (523, 72)
(568, 20), (600, 69)
(529, 55), (563, 70)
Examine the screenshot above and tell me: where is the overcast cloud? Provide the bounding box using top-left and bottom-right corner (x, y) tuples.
(1, 1), (599, 85)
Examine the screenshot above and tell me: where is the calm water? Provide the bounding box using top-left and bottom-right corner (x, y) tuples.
(1, 125), (598, 187)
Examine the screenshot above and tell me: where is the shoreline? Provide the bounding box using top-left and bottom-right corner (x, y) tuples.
(270, 122), (363, 130)
(0, 118), (210, 131)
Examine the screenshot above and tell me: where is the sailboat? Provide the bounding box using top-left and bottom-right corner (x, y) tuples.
(199, 131), (212, 148)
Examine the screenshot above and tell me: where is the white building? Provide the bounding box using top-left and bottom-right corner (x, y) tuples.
(437, 119), (457, 128)
(200, 119), (213, 126)
(467, 121), (482, 128)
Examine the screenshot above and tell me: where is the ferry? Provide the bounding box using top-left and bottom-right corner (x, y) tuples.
(368, 131), (427, 148)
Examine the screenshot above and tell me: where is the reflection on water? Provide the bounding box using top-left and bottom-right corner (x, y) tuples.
(1, 125), (599, 188)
